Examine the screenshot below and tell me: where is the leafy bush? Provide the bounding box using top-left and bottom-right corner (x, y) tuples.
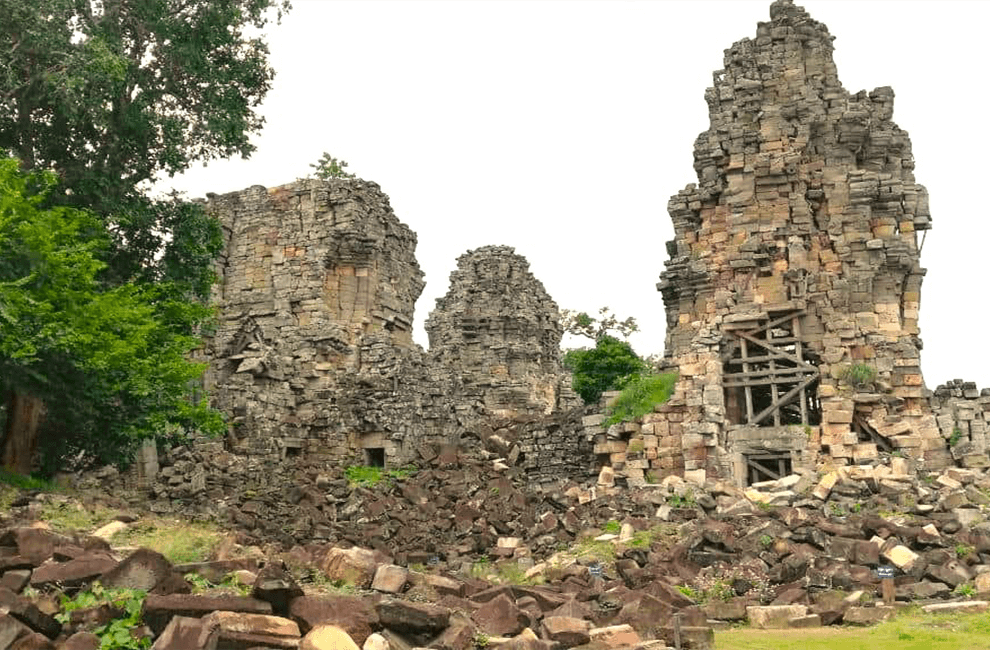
(563, 335), (645, 404)
(840, 363), (877, 388)
(604, 372), (677, 426)
(602, 520), (621, 534)
(344, 465), (416, 488)
(57, 583), (149, 649)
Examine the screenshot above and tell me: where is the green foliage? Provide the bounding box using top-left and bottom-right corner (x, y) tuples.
(950, 427), (963, 447)
(310, 152), (356, 180)
(841, 363), (877, 389)
(344, 465), (417, 488)
(759, 534), (773, 548)
(564, 335), (646, 404)
(111, 518), (221, 563)
(667, 491), (696, 508)
(0, 160), (225, 470)
(561, 306), (639, 341)
(38, 500), (115, 533)
(0, 0), (288, 282)
(602, 520), (621, 534)
(184, 571), (252, 596)
(473, 632), (491, 649)
(954, 582), (976, 597)
(676, 584), (699, 601)
(56, 583), (149, 650)
(0, 469), (57, 492)
(955, 544), (975, 559)
(604, 372), (678, 426)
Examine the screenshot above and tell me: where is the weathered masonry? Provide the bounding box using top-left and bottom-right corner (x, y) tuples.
(651, 0), (956, 485)
(199, 180), (580, 474)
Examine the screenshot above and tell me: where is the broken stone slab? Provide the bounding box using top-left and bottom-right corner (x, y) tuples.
(432, 612), (476, 650)
(322, 547), (379, 589)
(843, 606), (896, 625)
(300, 625), (360, 650)
(252, 564), (304, 617)
(200, 611), (301, 648)
(141, 594), (273, 636)
(289, 595), (378, 644)
(588, 625), (640, 647)
(90, 521), (127, 541)
(471, 593), (529, 637)
(29, 554), (117, 589)
(922, 601), (990, 615)
(61, 632), (101, 650)
(812, 473), (839, 501)
(540, 617), (591, 647)
(746, 605), (808, 629)
(0, 587), (60, 639)
(882, 544), (920, 571)
(99, 548), (173, 593)
(149, 616), (218, 650)
(0, 613), (31, 649)
(371, 565), (409, 594)
(376, 600), (450, 634)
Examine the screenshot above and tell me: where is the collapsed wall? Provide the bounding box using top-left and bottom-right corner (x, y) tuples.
(653, 0), (950, 485)
(198, 180), (584, 478)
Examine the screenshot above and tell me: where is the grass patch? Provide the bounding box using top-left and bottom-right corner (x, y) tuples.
(717, 609), (990, 650)
(604, 372), (677, 426)
(0, 469), (59, 491)
(111, 518), (222, 564)
(38, 500), (116, 533)
(344, 465), (416, 488)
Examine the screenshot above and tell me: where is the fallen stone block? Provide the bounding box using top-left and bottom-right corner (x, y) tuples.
(322, 547), (378, 589)
(376, 600), (450, 634)
(921, 601), (989, 614)
(29, 554), (117, 589)
(371, 565), (409, 594)
(746, 605), (808, 629)
(540, 616), (591, 647)
(300, 625), (360, 650)
(289, 595), (378, 644)
(99, 548), (173, 592)
(150, 616), (218, 650)
(141, 594), (272, 636)
(843, 606), (896, 625)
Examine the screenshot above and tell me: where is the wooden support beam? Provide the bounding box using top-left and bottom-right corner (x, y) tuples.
(750, 374), (819, 426)
(741, 338), (754, 424)
(794, 316), (809, 425)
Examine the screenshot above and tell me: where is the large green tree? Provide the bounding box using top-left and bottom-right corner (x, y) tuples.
(0, 0), (289, 472)
(0, 159), (224, 473)
(0, 0), (288, 287)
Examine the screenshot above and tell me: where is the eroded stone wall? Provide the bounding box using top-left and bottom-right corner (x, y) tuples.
(655, 0), (944, 483)
(200, 181), (584, 479)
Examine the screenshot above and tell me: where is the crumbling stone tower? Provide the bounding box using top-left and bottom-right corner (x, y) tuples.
(657, 0), (946, 484)
(426, 246), (579, 418)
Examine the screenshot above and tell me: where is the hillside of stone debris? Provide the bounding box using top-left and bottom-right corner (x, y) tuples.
(4, 447), (990, 649)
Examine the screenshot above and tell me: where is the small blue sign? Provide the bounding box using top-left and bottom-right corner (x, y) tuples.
(877, 565), (895, 579)
(428, 555), (439, 565)
(588, 562), (603, 578)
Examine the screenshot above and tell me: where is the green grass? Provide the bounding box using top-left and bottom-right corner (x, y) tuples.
(717, 610), (990, 650)
(604, 372), (678, 426)
(38, 500), (116, 533)
(111, 518), (222, 564)
(0, 469), (59, 491)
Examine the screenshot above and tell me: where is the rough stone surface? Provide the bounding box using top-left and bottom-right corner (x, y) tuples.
(643, 0), (946, 484)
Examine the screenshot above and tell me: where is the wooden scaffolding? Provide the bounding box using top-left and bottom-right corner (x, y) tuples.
(721, 308), (821, 426)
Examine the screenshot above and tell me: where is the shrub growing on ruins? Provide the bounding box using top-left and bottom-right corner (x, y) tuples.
(563, 335), (645, 404)
(840, 362), (877, 389)
(604, 372), (678, 426)
(310, 152), (357, 180)
(0, 159), (224, 473)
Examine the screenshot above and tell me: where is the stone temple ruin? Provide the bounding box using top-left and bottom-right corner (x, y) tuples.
(148, 0), (989, 500)
(200, 180), (579, 479)
(645, 0), (986, 487)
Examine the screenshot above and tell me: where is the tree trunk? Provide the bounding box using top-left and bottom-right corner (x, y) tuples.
(2, 391), (44, 475)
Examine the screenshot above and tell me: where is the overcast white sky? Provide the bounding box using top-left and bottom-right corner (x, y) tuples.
(159, 0), (990, 390)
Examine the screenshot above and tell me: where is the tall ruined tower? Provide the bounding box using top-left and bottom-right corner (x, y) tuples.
(657, 0), (947, 484)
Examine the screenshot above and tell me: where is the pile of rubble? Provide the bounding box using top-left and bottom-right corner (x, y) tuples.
(24, 443), (990, 648)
